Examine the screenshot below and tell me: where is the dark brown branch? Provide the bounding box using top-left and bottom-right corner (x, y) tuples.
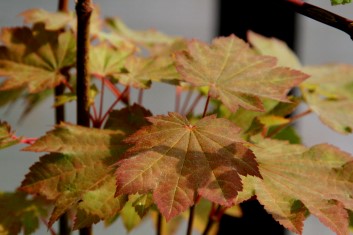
(57, 1), (71, 234)
(76, 0), (93, 234)
(285, 0), (353, 39)
(76, 0), (93, 127)
(58, 0), (69, 13)
(156, 212), (163, 235)
(186, 205), (196, 235)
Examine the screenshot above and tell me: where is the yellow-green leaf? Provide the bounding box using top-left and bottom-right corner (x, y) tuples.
(21, 8), (73, 31)
(238, 138), (353, 235)
(0, 25), (75, 93)
(301, 64), (353, 134)
(0, 191), (48, 235)
(247, 31), (301, 68)
(0, 121), (20, 150)
(20, 124), (128, 229)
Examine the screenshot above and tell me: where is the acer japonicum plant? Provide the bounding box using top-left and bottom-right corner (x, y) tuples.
(2, 0), (353, 235)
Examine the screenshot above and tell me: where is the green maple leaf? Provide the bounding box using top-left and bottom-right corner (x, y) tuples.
(20, 105), (151, 228)
(115, 113), (261, 220)
(106, 17), (176, 49)
(247, 31), (301, 69)
(20, 8), (73, 31)
(20, 124), (127, 229)
(301, 64), (353, 134)
(90, 43), (134, 79)
(0, 121), (20, 149)
(238, 138), (353, 235)
(0, 191), (48, 235)
(175, 35), (308, 112)
(118, 56), (179, 88)
(120, 200), (142, 232)
(331, 0), (351, 5)
(0, 25), (75, 93)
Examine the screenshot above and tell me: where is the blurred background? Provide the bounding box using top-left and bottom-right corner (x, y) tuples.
(0, 0), (353, 234)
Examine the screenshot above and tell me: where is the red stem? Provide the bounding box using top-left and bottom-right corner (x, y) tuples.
(186, 94), (202, 116)
(175, 86), (182, 112)
(99, 77), (105, 120)
(138, 88), (144, 105)
(99, 86), (129, 125)
(202, 95), (211, 118)
(41, 217), (57, 235)
(61, 78), (74, 93)
(93, 73), (121, 98)
(267, 109), (312, 138)
(181, 89), (193, 115)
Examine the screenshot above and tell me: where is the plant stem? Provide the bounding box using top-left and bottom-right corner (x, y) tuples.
(93, 74), (123, 98)
(57, 1), (70, 234)
(99, 86), (130, 125)
(202, 95), (211, 118)
(181, 89), (193, 115)
(284, 0), (353, 39)
(76, 0), (93, 127)
(186, 94), (202, 116)
(99, 77), (105, 120)
(156, 212), (163, 235)
(79, 227), (92, 235)
(138, 88), (144, 105)
(58, 0), (69, 13)
(76, 0), (93, 234)
(175, 86), (182, 112)
(267, 108), (312, 138)
(186, 205), (195, 235)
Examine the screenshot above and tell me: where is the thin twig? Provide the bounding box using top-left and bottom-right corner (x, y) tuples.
(93, 73), (122, 98)
(285, 0), (353, 39)
(138, 88), (144, 105)
(156, 212), (163, 235)
(99, 86), (130, 125)
(98, 77), (105, 120)
(186, 94), (202, 116)
(41, 217), (57, 235)
(181, 89), (193, 115)
(202, 204), (222, 235)
(202, 95), (211, 118)
(186, 205), (196, 235)
(175, 86), (182, 112)
(267, 108), (312, 138)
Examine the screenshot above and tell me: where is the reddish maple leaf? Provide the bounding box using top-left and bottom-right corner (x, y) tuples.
(175, 35), (308, 112)
(115, 113), (261, 220)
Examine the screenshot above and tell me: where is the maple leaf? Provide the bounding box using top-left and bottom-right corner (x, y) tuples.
(118, 56), (179, 88)
(90, 43), (134, 79)
(331, 0), (351, 5)
(0, 191), (48, 235)
(301, 64), (353, 134)
(20, 124), (127, 229)
(237, 138), (353, 235)
(247, 31), (301, 69)
(0, 25), (75, 93)
(0, 121), (20, 149)
(175, 35), (308, 112)
(120, 200), (142, 232)
(115, 113), (261, 220)
(20, 105), (151, 228)
(20, 8), (73, 31)
(106, 17), (176, 49)
(215, 97), (299, 137)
